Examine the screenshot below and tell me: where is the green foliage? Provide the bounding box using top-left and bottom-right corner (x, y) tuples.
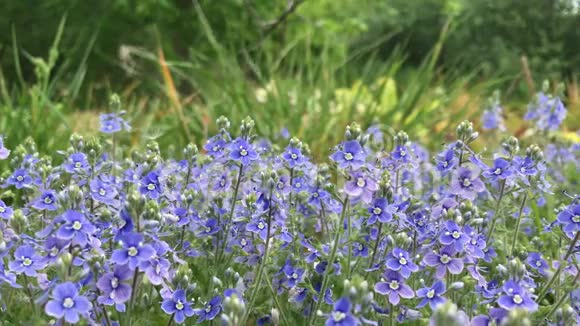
(354, 0), (579, 81)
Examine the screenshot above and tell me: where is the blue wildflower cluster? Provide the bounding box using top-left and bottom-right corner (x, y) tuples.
(0, 93), (578, 326)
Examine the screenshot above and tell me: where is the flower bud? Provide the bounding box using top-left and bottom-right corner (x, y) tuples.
(502, 136), (520, 156)
(456, 120), (474, 141)
(346, 122), (362, 141)
(449, 282), (464, 291)
(501, 309), (531, 326)
(217, 116), (230, 131)
(183, 143), (198, 160)
(394, 131), (409, 146)
(271, 308), (280, 326)
(430, 301), (469, 326)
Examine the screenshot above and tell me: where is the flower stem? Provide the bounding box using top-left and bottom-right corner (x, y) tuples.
(242, 186), (274, 324)
(545, 270), (579, 321)
(537, 231), (580, 302)
(166, 313), (175, 326)
(486, 179), (506, 240)
(22, 275), (37, 316)
(309, 197), (349, 325)
(265, 276), (290, 326)
(218, 164), (244, 265)
(347, 199), (353, 279)
(368, 223), (383, 269)
(389, 302), (395, 326)
(510, 191), (528, 256)
(129, 268), (140, 310)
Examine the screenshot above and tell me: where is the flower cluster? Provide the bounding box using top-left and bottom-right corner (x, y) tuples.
(0, 94), (578, 325)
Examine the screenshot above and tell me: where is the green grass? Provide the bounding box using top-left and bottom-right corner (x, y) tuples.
(1, 10), (577, 162)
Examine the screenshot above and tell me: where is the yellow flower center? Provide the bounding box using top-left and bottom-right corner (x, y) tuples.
(63, 297), (75, 309)
(333, 311), (346, 322)
(22, 257), (32, 266)
(128, 246), (138, 257)
(72, 221), (83, 231)
(111, 277), (119, 289)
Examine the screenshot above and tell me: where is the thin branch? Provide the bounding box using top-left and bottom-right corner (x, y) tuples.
(241, 0), (307, 53)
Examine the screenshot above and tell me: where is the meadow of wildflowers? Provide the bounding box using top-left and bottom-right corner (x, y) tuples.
(0, 88), (578, 326)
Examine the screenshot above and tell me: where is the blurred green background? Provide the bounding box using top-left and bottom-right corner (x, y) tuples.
(0, 0), (578, 157)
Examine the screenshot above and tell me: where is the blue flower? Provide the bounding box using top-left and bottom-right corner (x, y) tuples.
(247, 218), (269, 241)
(416, 281), (446, 309)
(198, 218), (220, 237)
(325, 297), (357, 326)
(282, 262), (305, 288)
(0, 135), (10, 160)
(9, 245), (46, 277)
(97, 264), (132, 306)
(482, 158), (513, 182)
(449, 167), (485, 201)
(330, 141), (366, 170)
(386, 247), (418, 278)
(162, 289), (194, 324)
(512, 155), (538, 182)
(194, 295), (222, 323)
(525, 92), (567, 131)
(64, 153), (89, 173)
(0, 199), (14, 220)
(435, 148), (457, 175)
(140, 242), (171, 285)
(100, 113), (130, 134)
(7, 168), (33, 189)
(111, 232), (155, 270)
(557, 204), (580, 233)
(374, 270), (415, 305)
(282, 146), (306, 168)
(344, 171), (378, 204)
(229, 138), (259, 165)
(368, 198), (392, 224)
(352, 242), (368, 257)
(497, 280), (538, 311)
(204, 136), (227, 158)
(481, 105), (505, 131)
(525, 252), (549, 276)
(31, 190), (58, 211)
(56, 210), (97, 247)
(45, 282), (92, 323)
(90, 177), (118, 205)
(439, 220), (471, 252)
(423, 245), (464, 279)
(140, 171), (163, 199)
(43, 237), (67, 264)
(392, 145), (410, 163)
